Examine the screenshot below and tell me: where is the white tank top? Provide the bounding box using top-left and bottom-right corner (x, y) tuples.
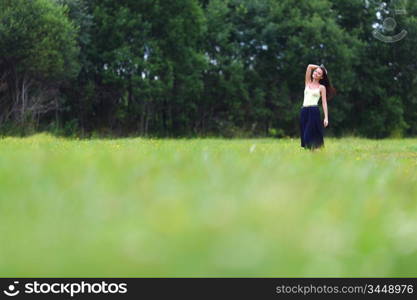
(303, 85), (321, 106)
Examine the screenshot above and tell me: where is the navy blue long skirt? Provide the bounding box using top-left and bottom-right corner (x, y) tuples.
(300, 106), (324, 150)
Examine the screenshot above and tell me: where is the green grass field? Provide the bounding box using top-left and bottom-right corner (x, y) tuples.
(1, 133), (416, 277)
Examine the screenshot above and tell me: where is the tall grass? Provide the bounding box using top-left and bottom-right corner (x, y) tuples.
(0, 133), (416, 277)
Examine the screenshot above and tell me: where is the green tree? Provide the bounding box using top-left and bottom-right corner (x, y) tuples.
(201, 0), (361, 137)
(0, 0), (79, 129)
(63, 0), (206, 136)
(332, 0), (416, 138)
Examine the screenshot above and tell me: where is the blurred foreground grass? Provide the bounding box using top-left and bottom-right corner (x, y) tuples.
(0, 133), (416, 277)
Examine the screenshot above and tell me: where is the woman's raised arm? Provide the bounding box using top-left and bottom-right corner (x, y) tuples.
(305, 64), (319, 85)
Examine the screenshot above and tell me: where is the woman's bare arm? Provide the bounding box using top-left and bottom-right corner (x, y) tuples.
(305, 64), (319, 85)
(320, 85), (328, 127)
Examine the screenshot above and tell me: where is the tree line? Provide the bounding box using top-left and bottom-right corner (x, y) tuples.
(1, 0), (416, 138)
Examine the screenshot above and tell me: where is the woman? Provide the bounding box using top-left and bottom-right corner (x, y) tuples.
(300, 64), (336, 150)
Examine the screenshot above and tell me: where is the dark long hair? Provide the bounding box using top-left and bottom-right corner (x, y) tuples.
(312, 64), (337, 101)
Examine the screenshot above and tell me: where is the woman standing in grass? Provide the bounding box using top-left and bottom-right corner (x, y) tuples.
(300, 64), (336, 150)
